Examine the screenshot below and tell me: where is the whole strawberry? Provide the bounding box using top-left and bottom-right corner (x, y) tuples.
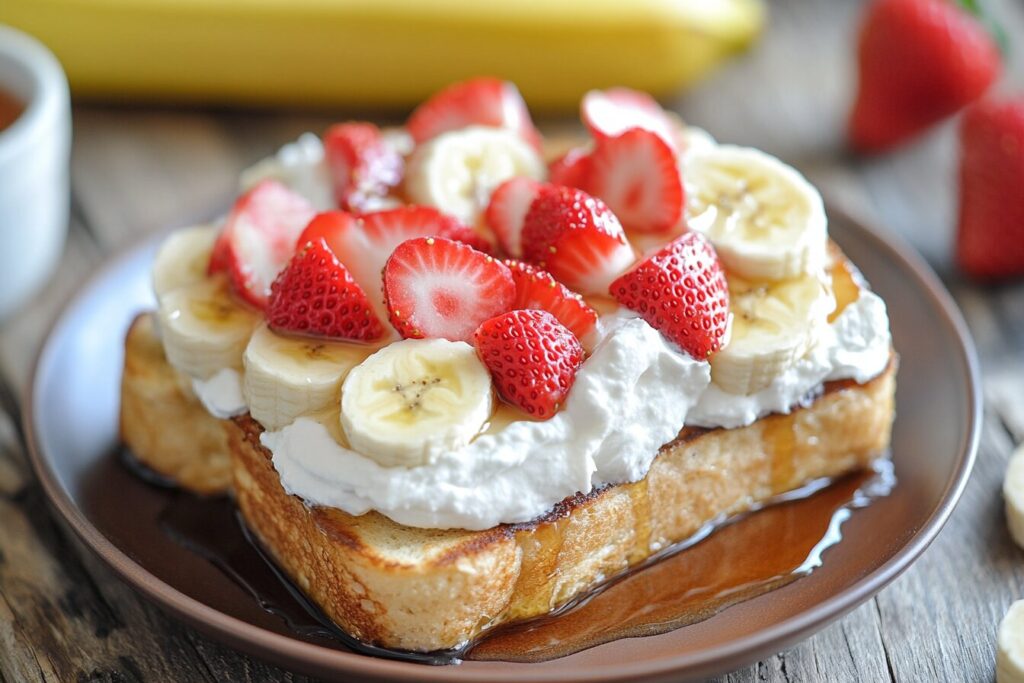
(609, 231), (729, 359)
(956, 97), (1024, 279)
(473, 309), (584, 418)
(267, 238), (384, 341)
(849, 0), (1000, 153)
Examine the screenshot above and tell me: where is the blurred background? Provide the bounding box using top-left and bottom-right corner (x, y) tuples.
(1, 0), (1023, 680)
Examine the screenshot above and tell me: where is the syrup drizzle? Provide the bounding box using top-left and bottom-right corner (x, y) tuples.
(126, 447), (894, 665)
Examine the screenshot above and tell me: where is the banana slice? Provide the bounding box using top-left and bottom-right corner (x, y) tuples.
(152, 225), (218, 300)
(244, 323), (374, 431)
(677, 125), (717, 158)
(1004, 443), (1024, 549)
(157, 275), (260, 379)
(405, 125), (545, 226)
(999, 600), (1024, 683)
(710, 273), (835, 395)
(340, 338), (494, 468)
(686, 145), (827, 281)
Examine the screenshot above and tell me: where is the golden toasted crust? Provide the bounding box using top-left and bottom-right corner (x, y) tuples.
(227, 359), (895, 651)
(120, 314), (233, 494)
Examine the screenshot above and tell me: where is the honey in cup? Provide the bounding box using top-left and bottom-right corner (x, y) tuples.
(0, 89), (23, 132)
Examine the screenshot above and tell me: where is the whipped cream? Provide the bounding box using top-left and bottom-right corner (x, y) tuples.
(239, 133), (335, 211)
(688, 291), (891, 429)
(263, 290), (891, 529)
(264, 317), (709, 530)
(192, 368), (247, 419)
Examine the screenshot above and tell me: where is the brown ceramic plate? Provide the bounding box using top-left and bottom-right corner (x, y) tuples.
(25, 208), (979, 682)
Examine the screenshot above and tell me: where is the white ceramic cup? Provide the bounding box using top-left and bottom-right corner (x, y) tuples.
(0, 26), (70, 321)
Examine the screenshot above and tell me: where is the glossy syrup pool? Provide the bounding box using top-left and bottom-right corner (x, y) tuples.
(117, 447), (894, 665)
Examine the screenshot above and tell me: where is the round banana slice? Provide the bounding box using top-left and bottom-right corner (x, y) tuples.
(244, 323), (374, 431)
(157, 276), (260, 379)
(685, 145), (827, 281)
(999, 600), (1024, 683)
(710, 273), (835, 395)
(340, 338), (494, 468)
(1004, 443), (1024, 549)
(677, 125), (717, 158)
(152, 225), (218, 300)
(405, 125), (545, 226)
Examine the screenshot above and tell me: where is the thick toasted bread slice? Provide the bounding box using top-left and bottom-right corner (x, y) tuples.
(227, 359), (895, 652)
(120, 314), (233, 494)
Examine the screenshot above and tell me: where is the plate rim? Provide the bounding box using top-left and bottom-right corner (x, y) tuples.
(23, 208), (981, 683)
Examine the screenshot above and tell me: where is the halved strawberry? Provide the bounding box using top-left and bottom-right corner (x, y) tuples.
(584, 128), (684, 234)
(581, 87), (677, 149)
(547, 146), (593, 190)
(485, 177), (541, 257)
(609, 232), (729, 359)
(209, 180), (316, 309)
(472, 309), (584, 419)
(406, 77), (541, 148)
(297, 206), (488, 320)
(323, 122), (403, 212)
(504, 260), (598, 341)
(383, 237), (514, 341)
(521, 185), (635, 295)
(267, 238), (384, 341)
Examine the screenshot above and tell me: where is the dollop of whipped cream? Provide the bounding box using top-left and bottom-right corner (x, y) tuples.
(192, 368), (247, 419)
(688, 291), (891, 429)
(239, 133), (335, 211)
(264, 316), (709, 530)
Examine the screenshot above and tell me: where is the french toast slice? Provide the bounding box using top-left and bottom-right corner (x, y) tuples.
(120, 314), (233, 494)
(228, 360), (895, 652)
(120, 246), (896, 651)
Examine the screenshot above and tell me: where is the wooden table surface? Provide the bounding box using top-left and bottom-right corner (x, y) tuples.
(3, 1), (1024, 680)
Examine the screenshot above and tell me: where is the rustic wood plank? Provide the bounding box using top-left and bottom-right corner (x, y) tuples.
(71, 109), (245, 247)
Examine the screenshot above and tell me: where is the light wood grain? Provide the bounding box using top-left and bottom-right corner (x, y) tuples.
(2, 0), (1024, 680)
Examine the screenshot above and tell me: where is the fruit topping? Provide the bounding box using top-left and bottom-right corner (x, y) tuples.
(473, 309), (584, 418)
(323, 122), (404, 212)
(341, 338), (494, 467)
(485, 176), (542, 257)
(383, 236), (514, 341)
(404, 126), (545, 227)
(504, 260), (597, 342)
(547, 146), (593, 190)
(609, 231), (729, 359)
(208, 179), (316, 309)
(583, 128), (684, 234)
(298, 206), (487, 323)
(521, 185), (634, 295)
(581, 87), (677, 149)
(407, 76), (541, 148)
(267, 238), (384, 342)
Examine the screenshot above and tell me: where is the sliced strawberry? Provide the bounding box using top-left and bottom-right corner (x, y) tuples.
(583, 128), (684, 234)
(504, 260), (598, 341)
(383, 237), (514, 341)
(323, 122), (403, 212)
(485, 177), (542, 257)
(472, 309), (584, 419)
(581, 87), (677, 149)
(406, 77), (541, 148)
(609, 232), (729, 359)
(267, 238), (384, 341)
(297, 206), (487, 320)
(209, 180), (316, 309)
(521, 185), (635, 295)
(547, 147), (593, 190)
